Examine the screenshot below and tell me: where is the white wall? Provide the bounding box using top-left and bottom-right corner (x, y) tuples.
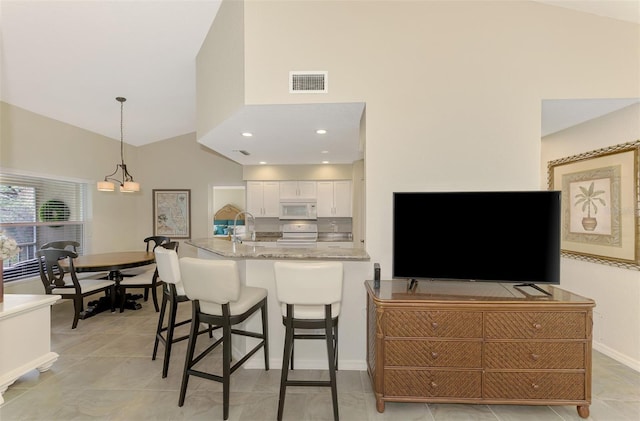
(542, 103), (640, 370)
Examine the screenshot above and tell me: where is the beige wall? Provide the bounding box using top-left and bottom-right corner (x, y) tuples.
(196, 0), (245, 138)
(542, 103), (640, 369)
(1, 102), (244, 269)
(198, 0), (640, 367)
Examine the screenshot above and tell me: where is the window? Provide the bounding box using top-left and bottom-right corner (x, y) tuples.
(0, 172), (88, 282)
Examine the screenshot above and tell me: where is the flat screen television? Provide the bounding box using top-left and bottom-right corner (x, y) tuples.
(393, 191), (561, 287)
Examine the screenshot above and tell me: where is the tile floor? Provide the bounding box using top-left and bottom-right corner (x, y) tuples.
(1, 294), (639, 420)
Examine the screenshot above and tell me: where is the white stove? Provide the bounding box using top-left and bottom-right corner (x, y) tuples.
(277, 223), (318, 247)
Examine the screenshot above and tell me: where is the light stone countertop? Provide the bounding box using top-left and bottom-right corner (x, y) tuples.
(186, 238), (370, 261)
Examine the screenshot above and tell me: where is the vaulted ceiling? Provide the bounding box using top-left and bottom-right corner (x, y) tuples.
(1, 1), (638, 164)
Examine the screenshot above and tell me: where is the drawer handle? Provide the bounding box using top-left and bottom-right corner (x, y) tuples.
(531, 383), (540, 391)
(530, 353), (540, 361)
(431, 322), (439, 329)
(431, 352), (439, 359)
(430, 381), (438, 388)
(533, 323), (542, 330)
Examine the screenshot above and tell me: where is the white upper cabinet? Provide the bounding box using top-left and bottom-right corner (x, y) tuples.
(246, 181), (280, 217)
(317, 180), (352, 217)
(279, 181), (317, 200)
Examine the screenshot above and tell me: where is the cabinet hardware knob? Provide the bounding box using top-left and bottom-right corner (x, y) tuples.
(531, 353), (540, 361)
(531, 383), (540, 390)
(533, 323), (542, 329)
(430, 382), (438, 388)
(431, 322), (439, 329)
(431, 352), (439, 359)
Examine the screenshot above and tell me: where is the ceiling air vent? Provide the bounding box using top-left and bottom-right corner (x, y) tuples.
(289, 71), (328, 93)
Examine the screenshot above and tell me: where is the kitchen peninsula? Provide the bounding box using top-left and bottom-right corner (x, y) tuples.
(186, 238), (371, 370)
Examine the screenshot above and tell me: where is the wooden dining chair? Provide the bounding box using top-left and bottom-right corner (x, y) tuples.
(40, 240), (108, 280)
(120, 235), (171, 278)
(37, 248), (116, 329)
(118, 239), (173, 312)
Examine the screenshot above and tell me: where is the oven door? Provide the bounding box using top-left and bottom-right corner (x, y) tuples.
(279, 202), (317, 220)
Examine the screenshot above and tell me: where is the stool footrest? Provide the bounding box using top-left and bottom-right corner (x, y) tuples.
(285, 380), (332, 387)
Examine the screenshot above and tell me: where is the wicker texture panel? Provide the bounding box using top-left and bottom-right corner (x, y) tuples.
(385, 339), (482, 368)
(484, 372), (585, 400)
(485, 312), (586, 339)
(367, 295), (376, 373)
(385, 369), (482, 398)
(485, 342), (585, 369)
(386, 310), (483, 338)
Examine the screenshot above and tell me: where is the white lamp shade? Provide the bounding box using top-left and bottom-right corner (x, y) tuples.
(97, 181), (115, 191)
(121, 181), (140, 192)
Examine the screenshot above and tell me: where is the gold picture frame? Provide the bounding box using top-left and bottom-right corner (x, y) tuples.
(153, 189), (191, 239)
(548, 140), (639, 268)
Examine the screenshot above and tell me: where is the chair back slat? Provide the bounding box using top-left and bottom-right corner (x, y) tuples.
(179, 258), (240, 304)
(36, 248), (80, 292)
(274, 261), (343, 305)
(144, 236), (171, 252)
(41, 240), (80, 252)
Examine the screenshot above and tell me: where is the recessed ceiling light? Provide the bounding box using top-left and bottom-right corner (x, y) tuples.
(242, 132), (253, 137)
(259, 161), (267, 165)
(321, 150), (329, 154)
(322, 160), (329, 164)
(316, 129), (327, 134)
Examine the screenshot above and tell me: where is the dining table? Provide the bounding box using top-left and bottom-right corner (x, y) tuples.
(58, 251), (156, 316)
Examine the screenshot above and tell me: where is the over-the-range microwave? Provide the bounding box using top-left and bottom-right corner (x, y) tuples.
(279, 201), (317, 220)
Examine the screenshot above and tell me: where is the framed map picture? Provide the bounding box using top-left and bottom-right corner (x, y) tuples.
(153, 189), (191, 239)
(548, 141), (639, 268)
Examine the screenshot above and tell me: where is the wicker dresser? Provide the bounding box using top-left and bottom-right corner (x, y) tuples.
(365, 280), (595, 418)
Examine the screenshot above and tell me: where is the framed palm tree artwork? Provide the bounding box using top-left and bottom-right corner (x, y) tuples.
(548, 140), (639, 268)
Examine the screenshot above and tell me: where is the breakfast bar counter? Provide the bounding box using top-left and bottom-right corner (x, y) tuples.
(185, 237), (371, 371)
(186, 237), (369, 260)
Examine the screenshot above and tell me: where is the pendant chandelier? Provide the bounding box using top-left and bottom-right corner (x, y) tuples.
(97, 97), (140, 193)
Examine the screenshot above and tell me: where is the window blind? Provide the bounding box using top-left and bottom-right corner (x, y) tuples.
(0, 172), (88, 281)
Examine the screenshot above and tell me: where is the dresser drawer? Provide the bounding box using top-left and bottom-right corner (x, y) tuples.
(485, 342), (586, 369)
(484, 372), (585, 400)
(485, 312), (586, 339)
(385, 368), (482, 398)
(385, 310), (482, 338)
(385, 339), (482, 368)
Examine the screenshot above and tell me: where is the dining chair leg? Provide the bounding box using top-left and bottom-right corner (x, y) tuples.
(334, 323), (339, 370)
(151, 284), (160, 312)
(72, 297), (83, 329)
(119, 286), (127, 313)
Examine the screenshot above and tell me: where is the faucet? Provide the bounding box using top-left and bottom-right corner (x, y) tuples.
(232, 211), (256, 244)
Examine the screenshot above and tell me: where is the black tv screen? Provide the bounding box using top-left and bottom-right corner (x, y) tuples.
(393, 191), (561, 285)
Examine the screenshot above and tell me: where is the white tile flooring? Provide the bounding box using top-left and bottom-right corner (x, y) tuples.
(1, 292), (639, 420)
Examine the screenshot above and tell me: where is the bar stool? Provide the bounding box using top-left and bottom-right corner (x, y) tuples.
(273, 261), (343, 421)
(178, 258), (269, 420)
(151, 244), (217, 378)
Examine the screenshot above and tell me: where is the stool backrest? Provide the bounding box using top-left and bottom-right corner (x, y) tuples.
(155, 247), (185, 295)
(180, 258), (241, 304)
(274, 261), (343, 306)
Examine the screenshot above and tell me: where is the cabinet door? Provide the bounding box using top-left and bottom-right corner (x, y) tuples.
(262, 182), (280, 217)
(246, 181), (265, 216)
(333, 180), (352, 217)
(316, 181), (334, 217)
(297, 181), (317, 199)
(280, 181), (316, 200)
(279, 181), (298, 200)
